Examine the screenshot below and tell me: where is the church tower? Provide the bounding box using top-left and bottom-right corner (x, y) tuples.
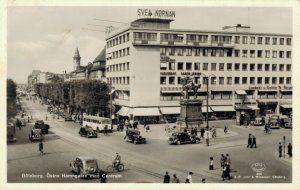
(73, 47), (81, 70)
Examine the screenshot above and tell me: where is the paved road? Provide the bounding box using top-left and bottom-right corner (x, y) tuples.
(7, 98), (292, 183)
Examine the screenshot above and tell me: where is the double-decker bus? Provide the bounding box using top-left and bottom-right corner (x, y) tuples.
(82, 114), (112, 132)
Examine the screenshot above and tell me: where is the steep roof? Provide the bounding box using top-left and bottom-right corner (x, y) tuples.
(93, 48), (106, 63)
(73, 47), (81, 58)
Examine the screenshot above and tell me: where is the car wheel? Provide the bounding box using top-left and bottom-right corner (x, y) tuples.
(177, 141), (181, 145)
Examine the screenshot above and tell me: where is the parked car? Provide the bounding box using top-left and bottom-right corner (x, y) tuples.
(168, 132), (200, 145)
(252, 117), (265, 126)
(126, 129), (146, 144)
(65, 114), (73, 121)
(79, 126), (98, 138)
(29, 128), (43, 141)
(268, 115), (280, 129)
(279, 116), (292, 128)
(33, 120), (50, 134)
(19, 118), (26, 126)
(69, 157), (100, 178)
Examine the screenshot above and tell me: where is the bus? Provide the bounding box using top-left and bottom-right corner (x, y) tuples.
(7, 122), (16, 143)
(82, 114), (112, 132)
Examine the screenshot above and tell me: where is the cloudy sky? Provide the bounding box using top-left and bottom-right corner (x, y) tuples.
(7, 6), (292, 83)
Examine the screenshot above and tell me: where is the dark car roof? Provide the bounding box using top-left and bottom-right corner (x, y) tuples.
(36, 120), (44, 123)
(128, 129), (140, 133)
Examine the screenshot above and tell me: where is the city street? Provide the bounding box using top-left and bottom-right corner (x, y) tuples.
(7, 98), (292, 183)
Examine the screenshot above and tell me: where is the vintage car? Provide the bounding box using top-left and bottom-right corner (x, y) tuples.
(279, 116), (292, 129)
(79, 126), (98, 138)
(268, 115), (280, 129)
(126, 129), (146, 144)
(33, 120), (50, 134)
(69, 157), (100, 178)
(168, 132), (200, 145)
(29, 128), (43, 141)
(64, 114), (73, 121)
(252, 117), (265, 126)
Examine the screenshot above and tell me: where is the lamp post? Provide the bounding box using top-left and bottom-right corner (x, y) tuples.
(202, 74), (216, 130)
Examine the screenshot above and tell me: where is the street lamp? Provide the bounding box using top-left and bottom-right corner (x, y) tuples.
(202, 74), (216, 130)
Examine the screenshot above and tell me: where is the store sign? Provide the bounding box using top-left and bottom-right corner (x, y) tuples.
(249, 86), (278, 90)
(181, 72), (201, 76)
(283, 85), (292, 90)
(160, 55), (175, 63)
(161, 72), (176, 75)
(137, 9), (176, 19)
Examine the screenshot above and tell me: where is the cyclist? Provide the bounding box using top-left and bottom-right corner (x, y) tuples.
(113, 153), (121, 168)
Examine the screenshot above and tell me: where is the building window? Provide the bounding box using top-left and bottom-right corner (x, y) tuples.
(234, 63), (240, 71)
(250, 63), (255, 71)
(257, 64), (263, 71)
(203, 63), (208, 71)
(272, 77), (277, 84)
(169, 77), (175, 85)
(227, 63), (232, 71)
(257, 77), (262, 84)
(127, 62), (130, 70)
(279, 51), (284, 58)
(126, 47), (130, 55)
(195, 48), (200, 56)
(286, 64), (291, 71)
(279, 64), (284, 71)
(272, 51), (277, 58)
(194, 62), (200, 70)
(242, 77), (247, 84)
(250, 50), (255, 58)
(211, 49), (217, 57)
(272, 37), (277, 45)
(116, 51), (118, 58)
(161, 48), (166, 55)
(242, 63), (247, 71)
(234, 50), (240, 57)
(226, 49), (233, 57)
(178, 48), (183, 56)
(265, 77), (270, 84)
(219, 49), (224, 57)
(202, 48), (208, 56)
(272, 64), (277, 71)
(265, 37), (270, 45)
(234, 77), (240, 84)
(169, 62), (175, 70)
(211, 77), (217, 85)
(286, 51), (292, 58)
(287, 38), (292, 45)
(265, 50), (270, 58)
(286, 77), (291, 84)
(186, 62), (192, 70)
(235, 36), (240, 44)
(169, 48), (175, 56)
(250, 77), (255, 84)
(250, 37), (255, 44)
(126, 33), (130, 41)
(195, 77), (200, 84)
(160, 62), (167, 70)
(227, 77), (232, 85)
(211, 63), (217, 71)
(257, 50), (263, 58)
(186, 48), (192, 56)
(242, 50), (248, 57)
(177, 77), (181, 84)
(258, 37), (263, 44)
(219, 77), (224, 85)
(280, 38), (284, 45)
(242, 36), (248, 44)
(160, 77), (166, 85)
(219, 63), (224, 71)
(178, 62), (184, 70)
(279, 77), (284, 84)
(265, 64), (270, 71)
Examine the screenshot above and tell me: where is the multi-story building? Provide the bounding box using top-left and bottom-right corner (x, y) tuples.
(105, 15), (292, 121)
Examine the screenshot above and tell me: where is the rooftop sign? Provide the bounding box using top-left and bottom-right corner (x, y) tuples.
(137, 9), (176, 20)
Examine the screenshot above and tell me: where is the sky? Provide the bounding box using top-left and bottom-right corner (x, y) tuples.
(7, 6), (292, 83)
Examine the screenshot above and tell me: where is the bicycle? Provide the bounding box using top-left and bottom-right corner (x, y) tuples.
(107, 162), (124, 173)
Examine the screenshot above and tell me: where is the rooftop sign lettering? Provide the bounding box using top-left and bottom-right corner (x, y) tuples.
(137, 9), (176, 19)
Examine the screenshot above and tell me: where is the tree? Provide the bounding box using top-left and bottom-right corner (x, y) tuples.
(7, 79), (18, 119)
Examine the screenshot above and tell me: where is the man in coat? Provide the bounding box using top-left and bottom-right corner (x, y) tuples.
(279, 142), (283, 158)
(163, 172), (170, 183)
(247, 133), (252, 148)
(287, 143), (292, 158)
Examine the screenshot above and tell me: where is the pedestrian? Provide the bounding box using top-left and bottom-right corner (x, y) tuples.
(279, 142), (283, 158)
(264, 124), (268, 133)
(146, 125), (150, 132)
(205, 130), (210, 146)
(163, 172), (170, 183)
(104, 125), (108, 135)
(194, 127), (198, 137)
(222, 165), (227, 181)
(124, 129), (129, 140)
(185, 179), (190, 183)
(212, 128), (217, 138)
(224, 125), (228, 134)
(287, 143), (292, 158)
(28, 116), (30, 123)
(225, 154), (231, 175)
(247, 133), (252, 148)
(251, 135), (257, 148)
(144, 119), (147, 128)
(187, 172), (193, 183)
(172, 174), (180, 183)
(220, 154), (226, 168)
(200, 128), (205, 138)
(39, 140), (44, 155)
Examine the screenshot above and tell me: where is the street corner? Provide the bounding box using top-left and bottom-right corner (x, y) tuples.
(273, 150), (292, 165)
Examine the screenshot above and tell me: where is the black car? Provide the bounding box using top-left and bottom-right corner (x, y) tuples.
(79, 126), (98, 138)
(64, 114), (73, 121)
(168, 132), (200, 145)
(29, 128), (43, 141)
(33, 120), (50, 134)
(126, 129), (146, 144)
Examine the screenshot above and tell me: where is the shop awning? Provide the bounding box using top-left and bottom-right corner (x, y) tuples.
(116, 107), (131, 116)
(235, 90), (247, 95)
(202, 106), (213, 113)
(280, 89), (292, 92)
(235, 104), (252, 110)
(160, 107), (181, 115)
(132, 107), (161, 116)
(161, 90), (181, 93)
(258, 89), (277, 92)
(280, 104), (292, 109)
(248, 105), (260, 110)
(210, 106), (235, 112)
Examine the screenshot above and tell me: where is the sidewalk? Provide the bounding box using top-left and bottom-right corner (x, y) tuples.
(273, 149), (292, 165)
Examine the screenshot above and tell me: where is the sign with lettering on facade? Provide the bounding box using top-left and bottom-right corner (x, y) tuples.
(160, 55), (175, 63)
(160, 72), (176, 75)
(181, 72), (201, 76)
(137, 9), (176, 19)
(249, 86), (278, 90)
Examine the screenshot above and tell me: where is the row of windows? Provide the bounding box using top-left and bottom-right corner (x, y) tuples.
(107, 62), (130, 72)
(107, 77), (130, 85)
(107, 33), (130, 48)
(160, 76), (292, 85)
(132, 32), (292, 45)
(161, 62), (292, 72)
(160, 47), (292, 58)
(107, 47), (130, 60)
